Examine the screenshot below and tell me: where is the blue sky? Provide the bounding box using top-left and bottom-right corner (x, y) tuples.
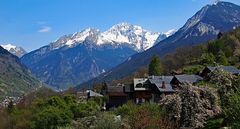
(0, 0), (240, 51)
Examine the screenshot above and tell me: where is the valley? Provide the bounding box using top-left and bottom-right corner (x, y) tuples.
(1, 1), (240, 129)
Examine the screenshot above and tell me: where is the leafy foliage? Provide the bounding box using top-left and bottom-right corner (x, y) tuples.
(223, 92), (240, 129)
(183, 65), (205, 74)
(0, 88), (103, 129)
(148, 55), (163, 76)
(94, 113), (121, 129)
(114, 101), (177, 129)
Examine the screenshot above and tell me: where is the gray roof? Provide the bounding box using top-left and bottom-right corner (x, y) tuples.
(207, 66), (240, 75)
(155, 84), (175, 92)
(148, 76), (173, 84)
(174, 74), (203, 83)
(87, 90), (103, 97)
(149, 76), (175, 92)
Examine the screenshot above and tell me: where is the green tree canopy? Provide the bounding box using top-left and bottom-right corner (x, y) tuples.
(148, 55), (163, 76)
(216, 51), (228, 65)
(200, 53), (216, 65)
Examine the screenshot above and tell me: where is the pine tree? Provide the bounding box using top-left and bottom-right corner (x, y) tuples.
(148, 55), (163, 76)
(217, 51), (228, 65)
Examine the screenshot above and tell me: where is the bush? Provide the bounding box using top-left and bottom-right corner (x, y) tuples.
(223, 91), (240, 128)
(32, 106), (73, 129)
(183, 65), (204, 74)
(94, 113), (121, 129)
(203, 116), (224, 129)
(200, 53), (215, 65)
(114, 101), (137, 118)
(114, 102), (176, 129)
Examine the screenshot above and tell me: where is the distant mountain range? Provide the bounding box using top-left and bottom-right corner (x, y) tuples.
(21, 23), (175, 89)
(1, 44), (27, 57)
(80, 1), (240, 87)
(0, 46), (41, 100)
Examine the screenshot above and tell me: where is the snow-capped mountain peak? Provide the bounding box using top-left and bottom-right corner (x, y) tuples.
(67, 28), (100, 46)
(50, 22), (175, 52)
(1, 44), (17, 51)
(0, 44), (27, 57)
(164, 29), (176, 37)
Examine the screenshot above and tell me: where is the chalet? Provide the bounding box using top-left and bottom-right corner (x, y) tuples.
(133, 78), (153, 104)
(171, 74), (203, 87)
(106, 76), (176, 108)
(133, 76), (175, 104)
(106, 85), (131, 109)
(200, 66), (240, 77)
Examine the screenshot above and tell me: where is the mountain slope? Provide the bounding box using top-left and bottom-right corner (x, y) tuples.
(21, 23), (173, 89)
(80, 1), (240, 87)
(1, 44), (27, 57)
(0, 46), (41, 100)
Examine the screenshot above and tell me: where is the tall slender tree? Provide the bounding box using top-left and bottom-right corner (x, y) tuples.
(148, 55), (163, 76)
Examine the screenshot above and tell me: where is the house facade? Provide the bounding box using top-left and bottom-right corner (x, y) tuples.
(106, 76), (176, 108)
(106, 85), (132, 109)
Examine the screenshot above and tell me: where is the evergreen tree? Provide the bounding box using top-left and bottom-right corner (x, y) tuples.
(201, 53), (216, 65)
(217, 51), (228, 65)
(148, 55), (163, 76)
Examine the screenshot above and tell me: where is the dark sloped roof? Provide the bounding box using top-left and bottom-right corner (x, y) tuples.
(156, 84), (175, 92)
(174, 74), (203, 83)
(148, 76), (173, 84)
(149, 76), (175, 92)
(207, 66), (240, 75)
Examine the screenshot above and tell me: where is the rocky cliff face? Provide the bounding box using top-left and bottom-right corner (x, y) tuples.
(0, 46), (41, 100)
(160, 83), (221, 128)
(1, 44), (27, 57)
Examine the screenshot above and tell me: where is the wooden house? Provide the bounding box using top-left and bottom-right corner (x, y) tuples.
(171, 74), (203, 88)
(133, 76), (175, 104)
(106, 85), (132, 109)
(200, 66), (240, 77)
(106, 76), (176, 107)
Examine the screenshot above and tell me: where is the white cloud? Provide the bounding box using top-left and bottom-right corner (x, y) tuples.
(38, 26), (52, 33)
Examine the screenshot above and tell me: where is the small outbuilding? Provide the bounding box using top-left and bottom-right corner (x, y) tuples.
(171, 74), (203, 87)
(106, 85), (129, 109)
(200, 66), (240, 77)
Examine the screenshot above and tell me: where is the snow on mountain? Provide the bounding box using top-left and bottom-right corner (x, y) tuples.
(0, 44), (27, 57)
(50, 23), (174, 52)
(164, 29), (176, 37)
(155, 29), (177, 44)
(100, 22), (160, 51)
(80, 1), (240, 88)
